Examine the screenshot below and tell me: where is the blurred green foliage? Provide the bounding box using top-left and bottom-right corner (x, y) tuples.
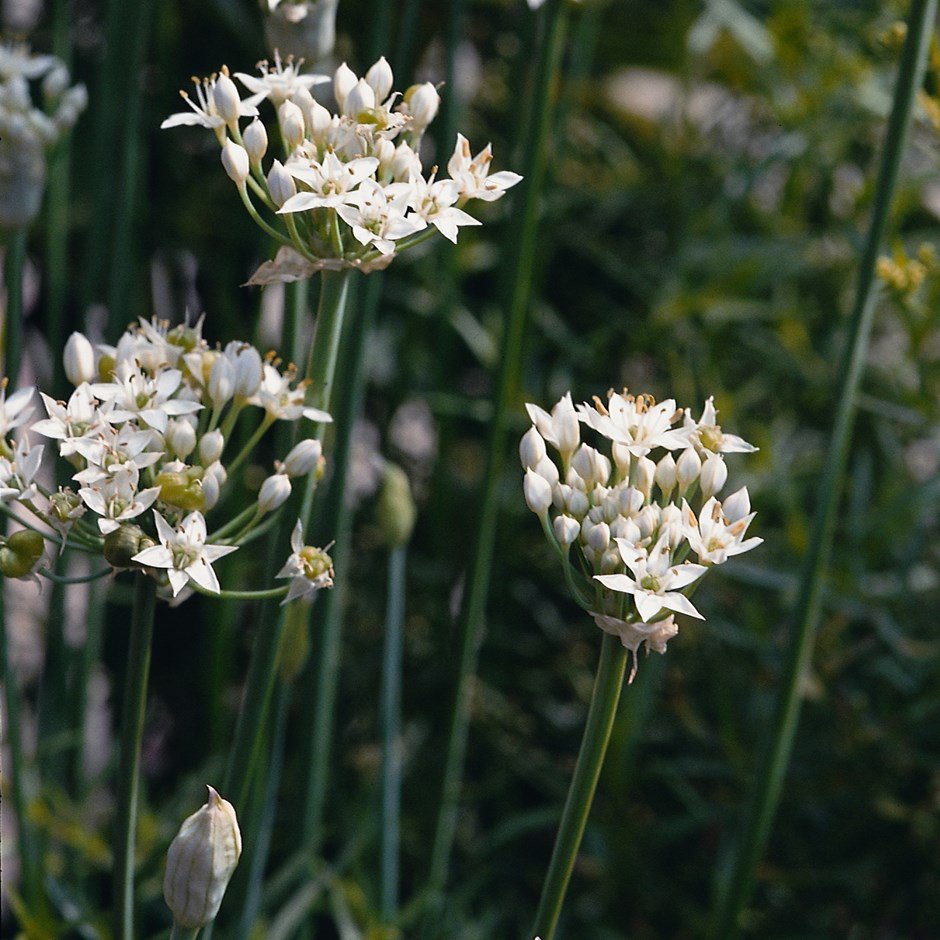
(7, 0), (940, 937)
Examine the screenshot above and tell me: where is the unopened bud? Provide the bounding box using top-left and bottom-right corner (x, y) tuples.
(199, 430), (225, 465)
(165, 419), (197, 460)
(103, 524), (155, 569)
(155, 470), (206, 513)
(523, 468), (552, 515)
(64, 332), (95, 386)
(208, 356), (235, 408)
(283, 439), (322, 477)
(586, 520), (610, 553)
(519, 427), (546, 470)
(722, 486), (751, 523)
(212, 70), (242, 127)
(164, 786), (241, 930)
(344, 78), (376, 119)
(334, 62), (357, 111)
(377, 462), (416, 547)
(654, 453), (677, 498)
(242, 118), (268, 165)
(259, 473), (292, 513)
(232, 346), (263, 398)
(700, 454), (727, 500)
(277, 100), (305, 150)
(221, 139), (249, 185)
(534, 455), (559, 488)
(676, 447), (702, 490)
(566, 487), (589, 519)
(267, 160), (296, 207)
(553, 514), (580, 546)
(633, 456), (655, 500)
(365, 56), (394, 102)
(404, 82), (440, 133)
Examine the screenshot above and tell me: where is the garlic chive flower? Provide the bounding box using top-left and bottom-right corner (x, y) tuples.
(163, 55), (522, 282)
(0, 42), (86, 230)
(522, 389), (760, 680)
(276, 519), (334, 604)
(0, 317), (337, 600)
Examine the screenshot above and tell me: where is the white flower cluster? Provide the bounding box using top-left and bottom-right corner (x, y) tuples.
(521, 390), (761, 680)
(162, 54), (522, 282)
(0, 42), (87, 229)
(0, 318), (334, 604)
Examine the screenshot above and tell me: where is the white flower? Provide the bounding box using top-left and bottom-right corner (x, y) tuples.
(592, 612), (679, 683)
(234, 52), (329, 107)
(79, 466), (161, 534)
(594, 536), (707, 622)
(250, 363), (332, 423)
(525, 392), (580, 458)
(391, 173), (480, 244)
(132, 510), (237, 596)
(279, 151), (380, 213)
(447, 133), (523, 203)
(90, 363), (202, 433)
(0, 438), (43, 503)
(334, 179), (426, 255)
(32, 385), (110, 461)
(577, 393), (689, 457)
(0, 383), (34, 438)
(276, 520), (334, 604)
(63, 332), (96, 386)
(161, 71), (260, 136)
(682, 497), (762, 565)
(684, 397), (757, 454)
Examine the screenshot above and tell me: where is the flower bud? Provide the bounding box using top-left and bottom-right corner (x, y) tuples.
(267, 160), (297, 207)
(611, 442), (631, 478)
(283, 439), (322, 477)
(259, 473), (292, 513)
(553, 514), (580, 546)
(519, 427), (546, 470)
(344, 78), (376, 119)
(155, 470), (206, 513)
(103, 524), (156, 569)
(64, 332), (95, 386)
(365, 56), (394, 102)
(404, 82), (440, 133)
(50, 488), (84, 524)
(242, 118), (268, 165)
(164, 786), (241, 930)
(586, 520), (610, 553)
(523, 468), (552, 515)
(618, 486), (643, 518)
(277, 100), (306, 151)
(676, 447), (702, 490)
(221, 139), (249, 186)
(376, 462), (417, 547)
(600, 548), (622, 574)
(722, 486), (751, 524)
(534, 455), (559, 488)
(700, 453), (727, 500)
(212, 70), (242, 127)
(232, 346), (263, 398)
(208, 356), (235, 408)
(654, 453), (677, 497)
(633, 456), (655, 500)
(0, 530), (44, 578)
(566, 487), (589, 519)
(307, 98), (332, 138)
(199, 430), (224, 465)
(571, 445), (600, 488)
(636, 504), (660, 540)
(334, 62), (358, 111)
(166, 419), (197, 460)
(202, 468), (221, 511)
(390, 142), (420, 181)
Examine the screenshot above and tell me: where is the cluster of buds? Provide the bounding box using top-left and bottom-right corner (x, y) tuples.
(0, 317), (334, 605)
(0, 43), (86, 230)
(162, 54), (522, 282)
(521, 390), (761, 680)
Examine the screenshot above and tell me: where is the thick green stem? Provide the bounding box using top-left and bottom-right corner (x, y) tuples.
(112, 574), (157, 940)
(426, 0), (570, 912)
(380, 545), (407, 924)
(3, 230), (26, 384)
(532, 634), (627, 940)
(708, 2), (937, 936)
(217, 270), (350, 813)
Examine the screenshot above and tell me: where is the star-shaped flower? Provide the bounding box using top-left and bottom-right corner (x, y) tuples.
(132, 510), (237, 596)
(684, 397), (757, 454)
(276, 520), (334, 604)
(682, 496), (762, 565)
(594, 536), (706, 622)
(447, 133), (523, 203)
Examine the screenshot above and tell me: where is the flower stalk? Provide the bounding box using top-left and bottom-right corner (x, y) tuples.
(532, 633), (628, 940)
(708, 1), (938, 935)
(112, 572), (157, 940)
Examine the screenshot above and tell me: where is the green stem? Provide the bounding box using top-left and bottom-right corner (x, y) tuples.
(112, 573), (157, 940)
(380, 545), (407, 924)
(708, 2), (937, 936)
(0, 578), (43, 911)
(224, 415), (276, 479)
(170, 925), (200, 940)
(300, 272), (378, 855)
(532, 633), (627, 940)
(3, 230), (27, 384)
(425, 0), (570, 913)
